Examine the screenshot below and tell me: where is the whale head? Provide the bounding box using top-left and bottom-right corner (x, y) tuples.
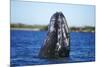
(39, 12), (70, 58)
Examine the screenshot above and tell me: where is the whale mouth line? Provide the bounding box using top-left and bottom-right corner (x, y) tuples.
(39, 12), (70, 58)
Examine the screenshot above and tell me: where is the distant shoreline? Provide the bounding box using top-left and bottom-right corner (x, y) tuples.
(10, 23), (95, 32)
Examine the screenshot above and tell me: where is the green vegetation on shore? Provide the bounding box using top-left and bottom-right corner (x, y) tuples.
(70, 26), (95, 32)
(10, 23), (48, 31)
(10, 23), (95, 32)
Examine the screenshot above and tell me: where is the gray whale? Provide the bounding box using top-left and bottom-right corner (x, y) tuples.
(39, 12), (70, 58)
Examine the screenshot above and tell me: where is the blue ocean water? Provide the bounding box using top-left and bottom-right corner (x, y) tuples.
(10, 30), (95, 66)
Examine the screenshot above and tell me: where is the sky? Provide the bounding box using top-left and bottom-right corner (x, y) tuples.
(11, 0), (95, 27)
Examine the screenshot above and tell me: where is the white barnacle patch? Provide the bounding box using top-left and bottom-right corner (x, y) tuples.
(58, 29), (61, 38)
(63, 28), (66, 38)
(56, 42), (61, 51)
(58, 34), (61, 39)
(49, 20), (55, 32)
(62, 27), (69, 46)
(51, 18), (55, 21)
(50, 25), (54, 32)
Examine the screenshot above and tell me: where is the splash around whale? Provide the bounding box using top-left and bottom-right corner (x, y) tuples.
(39, 12), (70, 58)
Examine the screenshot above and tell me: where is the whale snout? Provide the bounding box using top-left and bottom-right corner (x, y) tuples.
(39, 12), (70, 58)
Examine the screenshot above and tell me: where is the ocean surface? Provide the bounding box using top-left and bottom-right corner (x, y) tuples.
(10, 30), (95, 66)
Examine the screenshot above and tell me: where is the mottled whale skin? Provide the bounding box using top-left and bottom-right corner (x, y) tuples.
(39, 12), (70, 58)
